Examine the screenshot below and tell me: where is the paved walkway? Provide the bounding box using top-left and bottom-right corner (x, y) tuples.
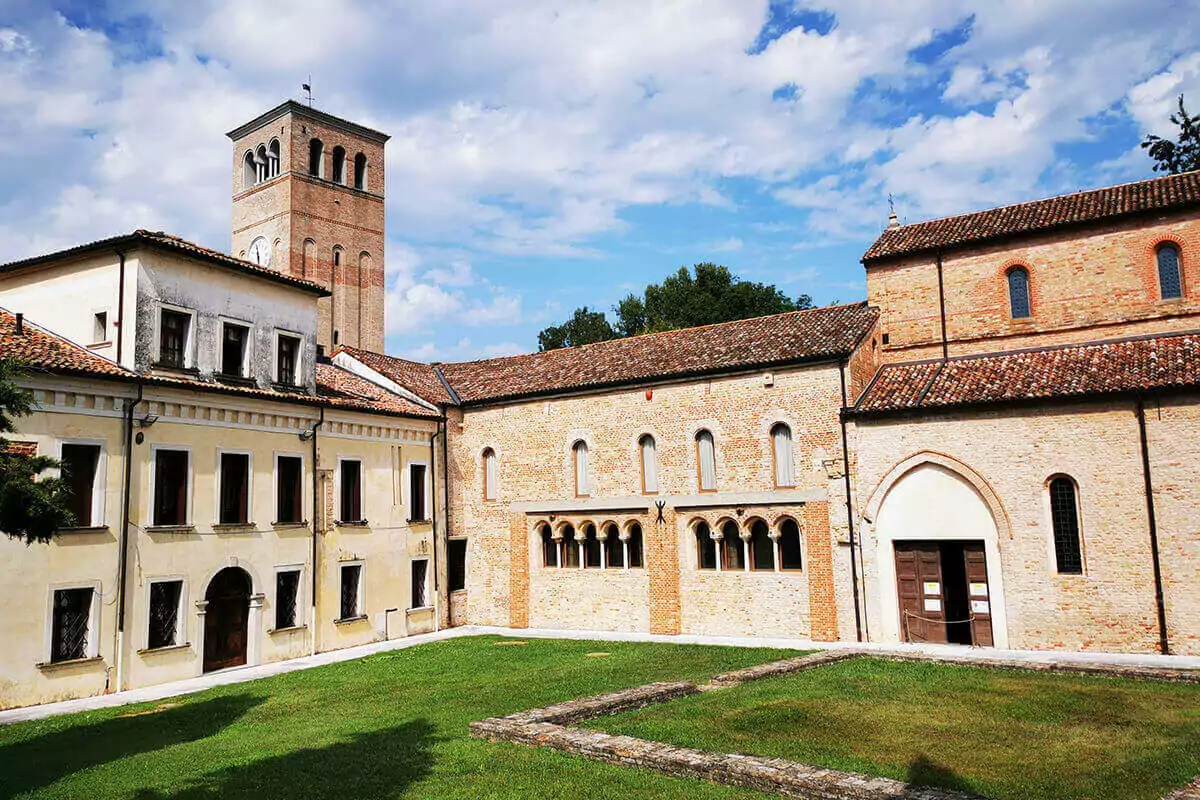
(4, 625), (1199, 725)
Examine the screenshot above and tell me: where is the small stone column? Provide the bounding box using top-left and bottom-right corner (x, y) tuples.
(194, 599), (208, 676)
(619, 530), (631, 572)
(770, 530), (782, 573)
(248, 593), (266, 667)
(711, 526), (724, 573)
(551, 529), (564, 568)
(598, 527), (608, 570)
(740, 531), (752, 573)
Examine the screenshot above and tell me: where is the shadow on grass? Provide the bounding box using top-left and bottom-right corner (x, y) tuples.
(0, 694), (265, 800)
(130, 718), (438, 799)
(906, 754), (976, 794)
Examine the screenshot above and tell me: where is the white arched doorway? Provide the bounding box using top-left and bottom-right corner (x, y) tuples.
(872, 462), (1009, 649)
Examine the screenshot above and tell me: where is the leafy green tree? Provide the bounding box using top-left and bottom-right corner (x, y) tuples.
(537, 306), (618, 351)
(1142, 94), (1200, 174)
(0, 359), (74, 543)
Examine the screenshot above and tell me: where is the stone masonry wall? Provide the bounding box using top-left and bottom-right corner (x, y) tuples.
(867, 209), (1200, 362)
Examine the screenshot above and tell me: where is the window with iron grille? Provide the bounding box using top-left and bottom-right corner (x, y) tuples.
(51, 587), (92, 662)
(410, 559), (429, 609)
(1049, 477), (1083, 574)
(159, 309), (190, 368)
(339, 564), (362, 619)
(1158, 244), (1183, 300)
(148, 580), (182, 649)
(275, 569), (300, 629)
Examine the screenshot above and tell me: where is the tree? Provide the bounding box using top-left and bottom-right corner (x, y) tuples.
(538, 263), (814, 349)
(1142, 94), (1200, 175)
(537, 307), (618, 351)
(0, 359), (75, 543)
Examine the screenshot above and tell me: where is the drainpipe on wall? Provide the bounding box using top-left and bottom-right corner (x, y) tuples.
(1135, 396), (1170, 655)
(936, 250), (949, 361)
(309, 406), (324, 657)
(113, 379), (144, 693)
(838, 362), (864, 642)
(430, 424), (441, 632)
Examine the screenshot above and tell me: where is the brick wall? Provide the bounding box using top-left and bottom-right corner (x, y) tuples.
(447, 361), (850, 639)
(867, 209), (1200, 361)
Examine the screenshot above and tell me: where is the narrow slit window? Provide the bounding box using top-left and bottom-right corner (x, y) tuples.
(308, 138), (324, 177)
(60, 443), (100, 528)
(153, 449), (189, 526)
(696, 430), (717, 491)
(411, 559), (429, 609)
(640, 434), (658, 493)
(482, 448), (497, 500)
(51, 587), (93, 663)
(332, 146), (347, 184)
(1008, 268), (1031, 319)
(340, 460), (363, 523)
(218, 453), (250, 525)
(339, 563), (362, 619)
(93, 312), (108, 344)
(573, 441), (590, 496)
(148, 580), (182, 649)
(353, 153), (368, 190)
(772, 423), (794, 487)
(1158, 244), (1183, 299)
(276, 455), (304, 524)
(1049, 477), (1083, 574)
(275, 569), (300, 629)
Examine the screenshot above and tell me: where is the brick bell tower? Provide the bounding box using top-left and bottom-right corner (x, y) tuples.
(228, 100), (388, 353)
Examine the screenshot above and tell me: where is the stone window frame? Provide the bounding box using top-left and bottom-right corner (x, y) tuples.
(217, 316), (254, 380)
(1043, 472), (1087, 577)
(272, 450), (307, 527)
(686, 512), (806, 575)
(154, 302), (197, 371)
(571, 439), (591, 497)
(336, 559), (366, 622)
(481, 446), (499, 502)
(769, 421), (796, 489)
(42, 580), (102, 665)
(55, 437), (108, 530)
(335, 455), (366, 525)
(273, 328), (305, 387)
(694, 428), (718, 493)
(214, 448), (255, 527)
(636, 431), (659, 495)
(271, 564), (306, 632)
(147, 443), (194, 528)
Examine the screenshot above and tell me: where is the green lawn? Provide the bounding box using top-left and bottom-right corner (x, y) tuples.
(588, 657), (1200, 800)
(0, 636), (799, 800)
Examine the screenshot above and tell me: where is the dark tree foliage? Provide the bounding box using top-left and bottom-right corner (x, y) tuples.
(537, 306), (618, 351)
(1142, 95), (1200, 175)
(0, 359), (75, 543)
(538, 263), (813, 350)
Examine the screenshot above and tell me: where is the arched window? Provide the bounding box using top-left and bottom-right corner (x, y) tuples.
(771, 423), (794, 487)
(1007, 267), (1031, 319)
(302, 239), (316, 280)
(242, 150), (257, 188)
(539, 523), (557, 568)
(696, 429), (716, 491)
(354, 153), (368, 190)
(639, 434), (658, 494)
(573, 440), (590, 496)
(604, 523), (623, 568)
(332, 146), (347, 184)
(267, 139), (281, 179)
(1157, 244), (1183, 299)
(749, 519), (774, 570)
(1049, 476), (1083, 574)
(779, 518), (803, 570)
(582, 524), (602, 568)
(695, 521), (716, 570)
(561, 524), (579, 568)
(482, 448), (497, 500)
(332, 246), (343, 273)
(721, 520), (744, 570)
(255, 145), (268, 183)
(308, 138), (324, 177)
(627, 522), (644, 568)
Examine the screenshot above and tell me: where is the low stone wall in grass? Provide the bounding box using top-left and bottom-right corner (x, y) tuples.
(470, 649), (1200, 800)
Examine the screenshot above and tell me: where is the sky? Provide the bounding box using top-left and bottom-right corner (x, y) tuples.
(1, 0), (1199, 361)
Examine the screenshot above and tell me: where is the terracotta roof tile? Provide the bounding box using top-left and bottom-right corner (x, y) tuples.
(863, 171), (1200, 263)
(335, 346), (454, 406)
(0, 308), (131, 379)
(315, 363), (439, 417)
(0, 230), (330, 296)
(437, 302), (878, 404)
(853, 332), (1200, 415)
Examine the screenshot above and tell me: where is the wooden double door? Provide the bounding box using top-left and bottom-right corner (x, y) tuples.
(895, 541), (993, 646)
(203, 567), (251, 672)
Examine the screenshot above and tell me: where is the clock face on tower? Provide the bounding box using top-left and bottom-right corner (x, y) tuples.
(247, 237), (271, 268)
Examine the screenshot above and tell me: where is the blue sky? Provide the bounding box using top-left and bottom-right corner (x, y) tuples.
(1, 1), (1198, 361)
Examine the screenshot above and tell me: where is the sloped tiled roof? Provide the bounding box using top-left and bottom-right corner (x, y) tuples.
(0, 309), (132, 379)
(0, 230), (330, 296)
(852, 331), (1200, 416)
(434, 303), (878, 405)
(863, 171), (1200, 263)
(316, 363), (439, 418)
(0, 309), (434, 419)
(335, 346), (455, 406)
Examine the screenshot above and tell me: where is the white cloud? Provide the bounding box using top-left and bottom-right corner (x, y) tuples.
(422, 258), (475, 287)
